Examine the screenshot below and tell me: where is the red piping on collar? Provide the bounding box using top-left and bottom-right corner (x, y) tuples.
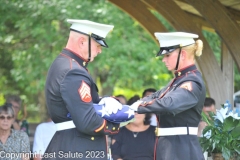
(174, 64), (195, 74)
(65, 48), (88, 62)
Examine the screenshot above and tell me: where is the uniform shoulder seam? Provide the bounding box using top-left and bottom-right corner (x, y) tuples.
(60, 53), (73, 69)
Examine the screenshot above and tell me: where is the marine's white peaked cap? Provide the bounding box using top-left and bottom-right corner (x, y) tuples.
(154, 32), (198, 48)
(67, 19), (114, 38)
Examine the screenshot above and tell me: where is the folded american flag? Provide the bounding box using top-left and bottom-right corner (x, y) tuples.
(67, 104), (135, 123)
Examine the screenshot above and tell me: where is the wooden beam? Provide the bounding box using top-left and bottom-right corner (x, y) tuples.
(221, 43), (234, 108)
(177, 0), (240, 23)
(144, 0), (214, 32)
(142, 0), (228, 107)
(227, 7), (240, 23)
(174, 0), (201, 16)
(186, 0), (240, 71)
(186, 13), (215, 32)
(109, 0), (167, 41)
(147, 0), (214, 32)
(219, 0), (240, 6)
(142, 0), (215, 33)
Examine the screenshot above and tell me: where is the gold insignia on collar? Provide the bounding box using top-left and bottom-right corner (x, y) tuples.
(83, 62), (86, 66)
(178, 72), (181, 76)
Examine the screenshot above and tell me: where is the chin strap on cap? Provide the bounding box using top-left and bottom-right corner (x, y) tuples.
(88, 33), (92, 62)
(175, 47), (182, 71)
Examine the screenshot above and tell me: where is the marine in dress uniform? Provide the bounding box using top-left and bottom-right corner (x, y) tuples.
(43, 19), (122, 160)
(130, 32), (206, 160)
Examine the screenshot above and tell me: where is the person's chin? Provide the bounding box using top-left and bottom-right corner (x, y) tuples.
(165, 65), (170, 69)
(91, 55), (97, 62)
(2, 126), (10, 130)
(166, 66), (173, 70)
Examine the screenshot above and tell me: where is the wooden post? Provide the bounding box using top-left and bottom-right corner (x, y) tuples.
(186, 0), (240, 71)
(221, 43), (234, 108)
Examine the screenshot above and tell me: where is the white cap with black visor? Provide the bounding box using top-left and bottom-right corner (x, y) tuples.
(154, 32), (198, 70)
(67, 19), (114, 62)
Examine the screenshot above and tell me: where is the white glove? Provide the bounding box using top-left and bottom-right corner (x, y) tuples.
(99, 97), (123, 114)
(129, 100), (143, 111)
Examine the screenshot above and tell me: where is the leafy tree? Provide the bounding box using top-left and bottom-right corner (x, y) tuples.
(0, 0), (171, 122)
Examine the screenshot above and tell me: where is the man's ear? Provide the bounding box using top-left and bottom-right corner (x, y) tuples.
(78, 37), (85, 48)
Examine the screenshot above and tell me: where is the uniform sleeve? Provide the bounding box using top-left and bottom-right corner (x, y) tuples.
(33, 125), (44, 154)
(60, 68), (119, 136)
(138, 81), (203, 115)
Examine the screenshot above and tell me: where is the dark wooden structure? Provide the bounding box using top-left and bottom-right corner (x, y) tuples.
(109, 0), (240, 108)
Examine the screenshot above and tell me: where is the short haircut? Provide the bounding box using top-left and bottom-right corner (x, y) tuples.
(143, 113), (152, 125)
(115, 94), (127, 100)
(115, 94), (127, 105)
(6, 95), (22, 106)
(127, 95), (140, 105)
(204, 97), (215, 107)
(0, 103), (15, 117)
(142, 88), (157, 97)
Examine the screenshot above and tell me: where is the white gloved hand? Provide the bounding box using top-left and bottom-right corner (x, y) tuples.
(99, 97), (123, 114)
(129, 100), (143, 111)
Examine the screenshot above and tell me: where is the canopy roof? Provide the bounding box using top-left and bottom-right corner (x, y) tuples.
(109, 0), (240, 107)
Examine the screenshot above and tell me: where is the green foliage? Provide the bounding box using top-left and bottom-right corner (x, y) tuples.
(151, 10), (175, 32)
(234, 64), (240, 92)
(0, 0), (172, 121)
(200, 110), (240, 159)
(0, 94), (5, 106)
(202, 30), (221, 64)
(90, 2), (171, 92)
(0, 0), (171, 94)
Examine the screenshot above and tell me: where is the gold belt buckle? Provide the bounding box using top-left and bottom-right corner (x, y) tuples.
(155, 127), (160, 136)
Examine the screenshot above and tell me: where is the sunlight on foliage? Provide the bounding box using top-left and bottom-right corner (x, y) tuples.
(0, 94), (6, 106)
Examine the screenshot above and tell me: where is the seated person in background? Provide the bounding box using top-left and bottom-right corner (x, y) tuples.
(115, 94), (127, 105)
(33, 116), (56, 160)
(111, 95), (156, 160)
(6, 94), (29, 135)
(142, 88), (157, 126)
(197, 97), (216, 137)
(106, 94), (127, 158)
(127, 95), (140, 105)
(0, 103), (30, 160)
(142, 88), (157, 98)
(198, 97), (216, 159)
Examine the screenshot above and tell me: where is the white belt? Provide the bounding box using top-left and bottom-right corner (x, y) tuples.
(55, 120), (76, 131)
(155, 127), (198, 136)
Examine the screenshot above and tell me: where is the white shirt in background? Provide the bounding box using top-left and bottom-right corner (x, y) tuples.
(33, 121), (56, 155)
(150, 114), (157, 126)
